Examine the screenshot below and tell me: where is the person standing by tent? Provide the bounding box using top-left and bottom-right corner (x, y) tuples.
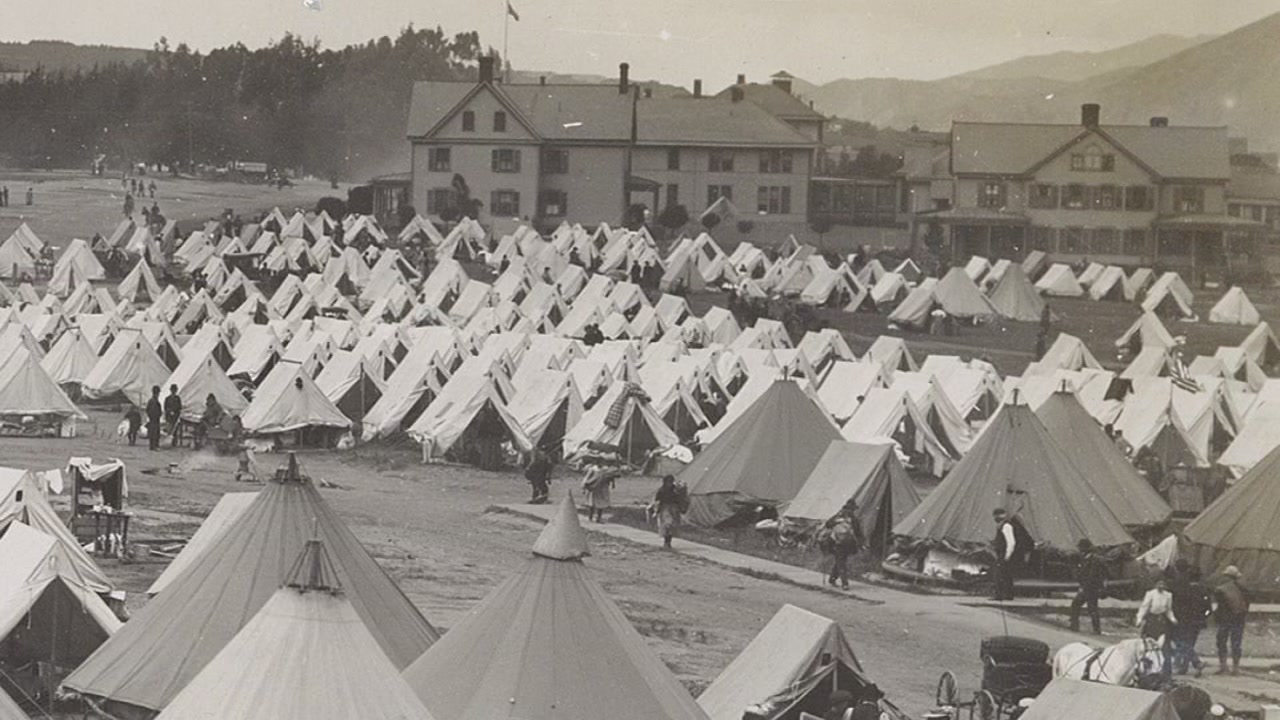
(524, 447), (554, 504)
(123, 192), (135, 218)
(1213, 566), (1250, 675)
(145, 385), (163, 451)
(991, 508), (1029, 601)
(1070, 539), (1106, 634)
(25, 187), (33, 205)
(1171, 565), (1211, 676)
(124, 405), (142, 446)
(650, 475), (687, 549)
(164, 384), (183, 447)
(821, 502), (865, 590)
(581, 462), (617, 523)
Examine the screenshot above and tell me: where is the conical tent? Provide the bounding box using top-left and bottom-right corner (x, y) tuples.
(987, 264), (1046, 322)
(0, 687), (22, 720)
(154, 538), (437, 720)
(930, 267), (995, 319)
(893, 403), (1135, 555)
(402, 498), (710, 720)
(780, 440), (921, 556)
(682, 380), (843, 527)
(63, 455), (440, 715)
(146, 492), (259, 596)
(1183, 442), (1280, 594)
(1208, 287), (1260, 326)
(698, 605), (885, 720)
(1034, 391), (1172, 532)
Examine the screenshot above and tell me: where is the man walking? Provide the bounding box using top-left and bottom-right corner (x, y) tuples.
(145, 386), (163, 451)
(1069, 539), (1106, 634)
(1213, 566), (1250, 675)
(163, 384), (183, 447)
(823, 502), (865, 590)
(524, 446), (553, 504)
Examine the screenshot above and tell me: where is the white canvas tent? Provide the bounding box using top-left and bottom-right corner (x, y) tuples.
(1208, 287), (1260, 326)
(562, 382), (679, 463)
(1034, 263), (1084, 297)
(81, 330), (171, 406)
(240, 361), (351, 440)
(1141, 272), (1195, 319)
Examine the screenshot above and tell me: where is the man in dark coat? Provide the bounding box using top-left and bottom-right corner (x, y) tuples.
(145, 385), (163, 451)
(163, 384), (183, 446)
(1070, 539), (1106, 634)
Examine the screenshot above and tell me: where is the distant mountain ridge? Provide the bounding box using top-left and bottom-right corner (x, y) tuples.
(0, 40), (147, 73)
(799, 13), (1280, 152)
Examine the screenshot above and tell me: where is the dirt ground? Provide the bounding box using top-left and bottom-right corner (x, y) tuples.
(0, 171), (343, 247)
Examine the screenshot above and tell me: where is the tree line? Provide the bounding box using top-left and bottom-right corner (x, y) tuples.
(0, 28), (486, 180)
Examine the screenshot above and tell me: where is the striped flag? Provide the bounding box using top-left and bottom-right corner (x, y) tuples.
(506, 2), (520, 20)
(1169, 350), (1201, 393)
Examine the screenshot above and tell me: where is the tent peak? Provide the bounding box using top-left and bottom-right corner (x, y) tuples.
(532, 495), (590, 561)
(284, 536), (342, 594)
(271, 452), (310, 486)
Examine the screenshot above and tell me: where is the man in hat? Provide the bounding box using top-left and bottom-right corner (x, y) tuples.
(1070, 539), (1106, 634)
(991, 508), (1025, 601)
(1213, 566), (1250, 675)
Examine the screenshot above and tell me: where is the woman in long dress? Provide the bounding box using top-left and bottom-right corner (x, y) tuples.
(651, 475), (685, 548)
(582, 464), (616, 522)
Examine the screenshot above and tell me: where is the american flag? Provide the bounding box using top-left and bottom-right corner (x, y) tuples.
(1169, 349), (1201, 393)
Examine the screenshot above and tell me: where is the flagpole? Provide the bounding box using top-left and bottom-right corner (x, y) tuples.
(502, 0), (510, 83)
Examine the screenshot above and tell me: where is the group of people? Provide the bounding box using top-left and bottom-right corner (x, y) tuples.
(123, 385), (228, 451)
(1135, 563), (1252, 678)
(123, 175), (157, 199)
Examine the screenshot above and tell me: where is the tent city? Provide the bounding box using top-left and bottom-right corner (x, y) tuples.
(0, 1), (1279, 719)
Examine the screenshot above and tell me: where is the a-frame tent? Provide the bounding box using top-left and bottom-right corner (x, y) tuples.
(1208, 286), (1261, 326)
(781, 440), (921, 557)
(1034, 263), (1084, 297)
(988, 264), (1046, 322)
(562, 382), (679, 464)
(117, 259), (164, 304)
(0, 347), (86, 425)
(154, 539), (436, 720)
(63, 455), (440, 716)
(698, 604), (894, 720)
(1183, 442), (1280, 595)
(0, 467), (113, 594)
(81, 329), (171, 407)
(681, 380), (842, 527)
(240, 362), (351, 443)
(893, 402), (1135, 556)
(164, 353), (249, 423)
(402, 498), (710, 720)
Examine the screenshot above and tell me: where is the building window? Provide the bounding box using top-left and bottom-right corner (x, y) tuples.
(759, 150), (793, 174)
(1028, 227), (1056, 252)
(1071, 147), (1115, 172)
(427, 147), (451, 172)
(1058, 227), (1085, 254)
(709, 151), (735, 172)
(491, 148), (522, 173)
(493, 111), (507, 132)
(1125, 186), (1154, 212)
(426, 188), (454, 215)
(541, 148), (569, 174)
(1174, 186), (1205, 214)
(1028, 184), (1059, 209)
(707, 184), (733, 205)
(461, 111), (475, 132)
(491, 190), (520, 217)
(1159, 230), (1193, 256)
(1095, 185), (1119, 210)
(1063, 184), (1087, 210)
(539, 190), (567, 217)
(757, 186), (792, 214)
(666, 184), (679, 208)
(1089, 228), (1121, 254)
(978, 182), (1006, 209)
(667, 148), (681, 171)
(1123, 229), (1151, 257)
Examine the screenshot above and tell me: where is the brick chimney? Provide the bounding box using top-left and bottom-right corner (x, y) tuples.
(772, 76), (793, 95)
(1081, 103), (1100, 128)
(538, 75), (546, 86)
(619, 63), (630, 94)
(478, 56), (495, 84)
(736, 73), (746, 85)
(1150, 116), (1169, 128)
(693, 79), (702, 98)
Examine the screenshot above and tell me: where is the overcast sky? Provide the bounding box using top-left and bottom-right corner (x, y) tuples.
(3, 0), (1275, 86)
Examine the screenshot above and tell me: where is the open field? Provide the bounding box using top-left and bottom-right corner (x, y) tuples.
(0, 171), (346, 248)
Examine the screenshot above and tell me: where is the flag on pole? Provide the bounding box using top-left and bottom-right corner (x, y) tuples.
(506, 2), (520, 20)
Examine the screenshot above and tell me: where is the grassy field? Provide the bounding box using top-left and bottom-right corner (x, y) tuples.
(0, 170), (346, 250)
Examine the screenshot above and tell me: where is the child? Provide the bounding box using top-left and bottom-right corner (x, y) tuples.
(124, 406), (142, 446)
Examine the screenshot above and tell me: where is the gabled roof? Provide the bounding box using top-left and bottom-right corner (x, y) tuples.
(637, 97), (816, 147)
(950, 121), (1230, 179)
(712, 82), (824, 120)
(408, 81), (634, 142)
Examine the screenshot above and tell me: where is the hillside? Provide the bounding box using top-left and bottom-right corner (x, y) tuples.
(955, 34), (1212, 83)
(802, 12), (1280, 152)
(0, 40), (147, 73)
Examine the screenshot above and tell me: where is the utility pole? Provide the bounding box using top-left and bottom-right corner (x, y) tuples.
(186, 102), (194, 173)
